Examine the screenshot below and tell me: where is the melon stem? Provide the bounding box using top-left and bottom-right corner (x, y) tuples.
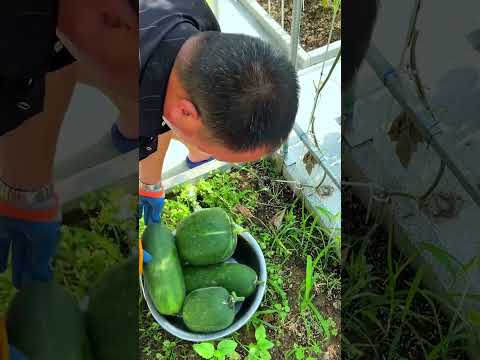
(229, 292), (245, 304)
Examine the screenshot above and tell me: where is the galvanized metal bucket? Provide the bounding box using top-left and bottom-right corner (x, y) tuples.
(140, 232), (267, 342)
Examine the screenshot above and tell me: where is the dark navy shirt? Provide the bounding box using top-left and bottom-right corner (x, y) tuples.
(139, 0), (220, 160)
(0, 1), (58, 135)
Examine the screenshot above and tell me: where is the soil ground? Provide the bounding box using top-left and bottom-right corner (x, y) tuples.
(257, 0), (341, 51)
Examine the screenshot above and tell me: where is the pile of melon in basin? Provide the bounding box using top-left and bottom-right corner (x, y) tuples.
(142, 207), (261, 333)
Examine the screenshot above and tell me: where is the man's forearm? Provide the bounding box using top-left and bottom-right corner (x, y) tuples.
(139, 132), (172, 186)
(139, 151), (163, 186)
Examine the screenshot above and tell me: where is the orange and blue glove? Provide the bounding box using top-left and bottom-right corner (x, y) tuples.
(1, 319), (7, 359)
(0, 187), (60, 289)
(1, 319), (28, 360)
(138, 184), (165, 226)
(138, 182), (164, 274)
(138, 237), (153, 276)
(9, 345), (28, 360)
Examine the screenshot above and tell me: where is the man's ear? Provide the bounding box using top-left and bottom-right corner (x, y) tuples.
(178, 99), (201, 125)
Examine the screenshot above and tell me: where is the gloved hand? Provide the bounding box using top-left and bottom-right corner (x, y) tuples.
(2, 316), (27, 359)
(138, 184), (165, 225)
(9, 345), (28, 360)
(0, 189), (60, 289)
(138, 237), (153, 276)
(142, 249), (153, 263)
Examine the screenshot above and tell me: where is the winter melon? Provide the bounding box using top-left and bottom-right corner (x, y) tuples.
(176, 208), (237, 266)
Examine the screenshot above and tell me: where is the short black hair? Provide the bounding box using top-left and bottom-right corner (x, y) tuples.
(342, 0), (378, 90)
(178, 32), (299, 152)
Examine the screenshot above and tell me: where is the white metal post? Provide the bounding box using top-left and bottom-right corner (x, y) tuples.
(283, 0), (303, 160)
(289, 0), (303, 70)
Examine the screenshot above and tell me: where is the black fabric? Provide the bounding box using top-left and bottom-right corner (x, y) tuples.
(129, 0), (138, 13)
(0, 76), (46, 136)
(0, 1), (76, 136)
(0, 1), (58, 80)
(0, 36), (76, 136)
(48, 37), (77, 72)
(139, 0), (220, 160)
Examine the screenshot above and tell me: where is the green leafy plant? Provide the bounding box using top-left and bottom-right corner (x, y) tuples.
(246, 325), (274, 360)
(53, 226), (122, 299)
(290, 344), (317, 360)
(321, 0), (341, 10)
(161, 340), (177, 358)
(193, 340), (240, 360)
(162, 199), (191, 229)
(80, 189), (137, 250)
(342, 212), (475, 359)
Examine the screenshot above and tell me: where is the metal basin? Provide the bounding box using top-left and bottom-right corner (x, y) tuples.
(140, 232), (267, 342)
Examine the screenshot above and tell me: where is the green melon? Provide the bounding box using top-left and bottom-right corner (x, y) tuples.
(184, 263), (259, 297)
(175, 208), (237, 266)
(182, 287), (244, 333)
(6, 282), (88, 360)
(86, 257), (138, 360)
(142, 223), (185, 315)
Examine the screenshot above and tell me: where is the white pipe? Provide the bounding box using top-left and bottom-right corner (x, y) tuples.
(365, 44), (480, 208)
(293, 123), (340, 190)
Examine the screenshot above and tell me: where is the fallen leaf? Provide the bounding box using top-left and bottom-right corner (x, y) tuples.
(396, 131), (416, 168)
(388, 112), (424, 168)
(263, 314), (274, 323)
(271, 208), (286, 230)
(423, 192), (464, 219)
(234, 204), (254, 219)
(409, 121), (424, 144)
(317, 185), (334, 197)
(303, 152), (316, 175)
(388, 112), (409, 141)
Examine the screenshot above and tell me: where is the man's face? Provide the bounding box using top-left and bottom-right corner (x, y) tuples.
(56, 0), (138, 99)
(163, 67), (272, 163)
(165, 117), (271, 163)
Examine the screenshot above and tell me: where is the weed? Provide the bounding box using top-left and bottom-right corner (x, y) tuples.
(193, 339), (240, 360)
(342, 191), (475, 359)
(245, 325), (274, 360)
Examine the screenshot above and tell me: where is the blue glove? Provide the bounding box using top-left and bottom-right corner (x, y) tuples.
(143, 249), (153, 263)
(9, 345), (28, 360)
(139, 185), (164, 270)
(0, 196), (60, 289)
(139, 237), (152, 273)
(138, 188), (165, 225)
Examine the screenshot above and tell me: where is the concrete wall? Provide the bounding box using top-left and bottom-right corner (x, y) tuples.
(345, 0), (480, 346)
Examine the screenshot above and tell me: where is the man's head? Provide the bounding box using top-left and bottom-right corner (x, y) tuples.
(163, 32), (299, 163)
